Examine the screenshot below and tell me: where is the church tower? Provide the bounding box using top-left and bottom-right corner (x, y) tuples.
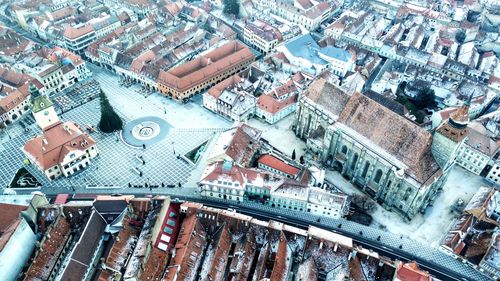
(31, 89), (60, 131)
(431, 95), (471, 173)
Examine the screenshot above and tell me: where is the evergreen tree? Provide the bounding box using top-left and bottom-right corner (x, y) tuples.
(299, 155), (304, 164)
(415, 87), (437, 109)
(291, 149), (296, 160)
(98, 90), (123, 133)
(223, 0), (239, 18)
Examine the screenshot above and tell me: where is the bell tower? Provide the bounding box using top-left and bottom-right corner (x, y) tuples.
(32, 95), (60, 131)
(431, 94), (471, 173)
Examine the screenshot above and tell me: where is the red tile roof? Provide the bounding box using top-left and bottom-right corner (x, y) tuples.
(23, 121), (97, 170)
(140, 247), (169, 281)
(164, 214), (207, 281)
(24, 217), (71, 281)
(205, 225), (232, 280)
(270, 232), (290, 281)
(207, 73), (243, 99)
(258, 154), (300, 177)
(63, 25), (94, 40)
(257, 93), (297, 115)
(396, 262), (431, 281)
(0, 203), (27, 251)
(105, 217), (140, 271)
(201, 161), (246, 186)
(157, 41), (254, 94)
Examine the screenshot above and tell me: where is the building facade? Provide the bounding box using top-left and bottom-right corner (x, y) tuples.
(456, 131), (499, 176)
(23, 95), (98, 180)
(157, 41), (255, 101)
(243, 19), (282, 55)
(485, 161), (500, 186)
(63, 25), (97, 54)
(294, 79), (467, 220)
(0, 84), (31, 127)
(199, 160), (348, 219)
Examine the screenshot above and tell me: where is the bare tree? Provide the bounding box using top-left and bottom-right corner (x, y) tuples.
(351, 194), (377, 214)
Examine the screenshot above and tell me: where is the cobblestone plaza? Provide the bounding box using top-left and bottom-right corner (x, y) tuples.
(0, 65), (231, 192)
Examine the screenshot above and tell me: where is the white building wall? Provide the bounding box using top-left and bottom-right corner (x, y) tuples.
(486, 162), (500, 186)
(456, 144), (490, 175)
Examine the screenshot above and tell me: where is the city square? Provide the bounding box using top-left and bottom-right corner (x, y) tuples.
(0, 0), (498, 279)
(0, 66), (232, 193)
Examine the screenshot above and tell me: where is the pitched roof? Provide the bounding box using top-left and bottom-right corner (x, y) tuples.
(31, 95), (54, 113)
(24, 217), (71, 281)
(466, 123), (499, 156)
(201, 161), (246, 186)
(63, 25), (94, 40)
(207, 73), (243, 99)
(396, 262), (431, 281)
(210, 123), (262, 166)
(0, 84), (30, 112)
(257, 94), (297, 115)
(258, 154), (301, 176)
(157, 41), (254, 93)
(59, 210), (106, 280)
(205, 224), (232, 280)
(363, 90), (406, 116)
(164, 214), (207, 281)
(0, 203), (27, 250)
(23, 121), (97, 170)
(338, 92), (440, 184)
(302, 78), (350, 118)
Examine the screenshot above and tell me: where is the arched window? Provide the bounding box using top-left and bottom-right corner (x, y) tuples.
(374, 170), (383, 184)
(351, 153), (358, 170)
(341, 145), (348, 154)
(362, 162), (370, 178)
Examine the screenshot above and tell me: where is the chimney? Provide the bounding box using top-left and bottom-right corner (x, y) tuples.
(43, 138), (48, 145)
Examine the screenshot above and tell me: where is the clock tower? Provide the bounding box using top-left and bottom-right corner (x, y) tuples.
(32, 95), (60, 131)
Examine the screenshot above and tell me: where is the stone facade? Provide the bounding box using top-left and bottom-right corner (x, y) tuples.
(294, 78), (468, 220)
(321, 122), (448, 220)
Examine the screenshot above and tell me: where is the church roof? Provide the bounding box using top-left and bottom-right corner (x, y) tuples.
(338, 92), (441, 184)
(302, 78), (350, 118)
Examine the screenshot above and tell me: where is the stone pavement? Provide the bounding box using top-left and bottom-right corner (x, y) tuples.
(0, 69), (229, 192)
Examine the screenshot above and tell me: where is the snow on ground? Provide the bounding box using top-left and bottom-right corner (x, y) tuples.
(326, 165), (489, 247)
(247, 115), (306, 159)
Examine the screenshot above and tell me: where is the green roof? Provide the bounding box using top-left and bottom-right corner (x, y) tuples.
(32, 95), (54, 113)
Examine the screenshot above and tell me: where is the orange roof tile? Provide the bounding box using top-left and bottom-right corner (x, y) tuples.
(258, 154), (300, 176)
(207, 73), (243, 99)
(257, 93), (297, 115)
(24, 217), (71, 281)
(396, 262), (431, 281)
(63, 25), (94, 40)
(157, 41), (254, 93)
(23, 121), (97, 170)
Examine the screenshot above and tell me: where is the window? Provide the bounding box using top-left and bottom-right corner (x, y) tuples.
(341, 145), (348, 154)
(362, 162), (370, 178)
(374, 170), (383, 184)
(351, 153), (358, 170)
